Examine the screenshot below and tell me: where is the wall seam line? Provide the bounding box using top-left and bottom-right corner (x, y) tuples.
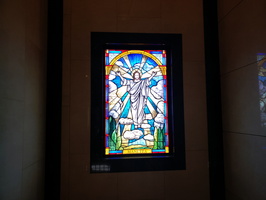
(223, 130), (266, 137)
(218, 0), (244, 23)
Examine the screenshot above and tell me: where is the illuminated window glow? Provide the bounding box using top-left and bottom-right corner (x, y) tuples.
(105, 50), (169, 155)
(258, 53), (266, 127)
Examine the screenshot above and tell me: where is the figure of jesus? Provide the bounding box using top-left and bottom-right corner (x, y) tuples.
(116, 70), (156, 128)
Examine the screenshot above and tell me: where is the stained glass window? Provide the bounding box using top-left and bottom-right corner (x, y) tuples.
(104, 49), (169, 155)
(258, 53), (266, 127)
(91, 32), (185, 172)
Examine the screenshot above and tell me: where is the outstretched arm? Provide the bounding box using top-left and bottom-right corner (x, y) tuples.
(116, 71), (125, 82)
(148, 71), (156, 81)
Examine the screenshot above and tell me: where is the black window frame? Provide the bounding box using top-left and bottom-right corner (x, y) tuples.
(90, 32), (185, 173)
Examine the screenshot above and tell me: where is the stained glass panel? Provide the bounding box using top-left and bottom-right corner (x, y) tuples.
(105, 49), (169, 155)
(258, 53), (266, 127)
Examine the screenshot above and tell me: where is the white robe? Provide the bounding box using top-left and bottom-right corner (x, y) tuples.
(122, 78), (150, 126)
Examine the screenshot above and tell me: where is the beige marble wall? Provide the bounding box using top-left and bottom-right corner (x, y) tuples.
(218, 0), (266, 199)
(0, 0), (47, 199)
(62, 0), (209, 199)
